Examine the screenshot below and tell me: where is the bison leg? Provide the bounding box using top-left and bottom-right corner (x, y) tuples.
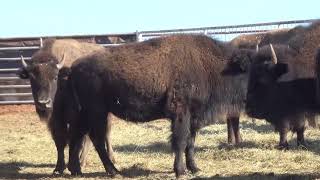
(79, 134), (92, 168)
(185, 130), (200, 174)
(231, 116), (242, 144)
(297, 127), (306, 147)
(227, 116), (242, 144)
(52, 131), (68, 174)
(171, 109), (191, 177)
(88, 111), (119, 176)
(306, 114), (317, 128)
(278, 127), (289, 150)
(67, 120), (88, 176)
(49, 116), (68, 175)
(227, 118), (235, 144)
(106, 114), (115, 163)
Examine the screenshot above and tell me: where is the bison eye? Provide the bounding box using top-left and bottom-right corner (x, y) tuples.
(54, 76), (58, 81)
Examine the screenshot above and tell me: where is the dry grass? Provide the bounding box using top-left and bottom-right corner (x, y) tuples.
(1, 106), (320, 179)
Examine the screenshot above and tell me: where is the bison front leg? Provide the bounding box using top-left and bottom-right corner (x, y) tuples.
(297, 127), (307, 147)
(227, 116), (242, 144)
(278, 127), (289, 150)
(68, 120), (88, 176)
(171, 108), (191, 177)
(185, 130), (200, 174)
(227, 117), (235, 144)
(49, 116), (68, 175)
(52, 132), (68, 174)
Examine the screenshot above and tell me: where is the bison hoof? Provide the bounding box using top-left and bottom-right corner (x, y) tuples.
(68, 164), (82, 176)
(53, 164), (66, 175)
(174, 166), (186, 178)
(277, 144), (289, 150)
(187, 162), (200, 174)
(52, 168), (64, 175)
(70, 170), (83, 176)
(189, 166), (201, 174)
(107, 167), (120, 177)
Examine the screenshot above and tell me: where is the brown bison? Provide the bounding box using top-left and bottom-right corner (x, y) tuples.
(17, 39), (115, 174)
(67, 35), (255, 177)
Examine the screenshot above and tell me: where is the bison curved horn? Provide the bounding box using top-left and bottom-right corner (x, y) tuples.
(56, 53), (65, 69)
(269, 44), (277, 64)
(20, 55), (28, 69)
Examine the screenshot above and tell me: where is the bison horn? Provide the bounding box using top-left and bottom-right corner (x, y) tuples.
(56, 54), (65, 69)
(20, 55), (28, 69)
(269, 44), (277, 64)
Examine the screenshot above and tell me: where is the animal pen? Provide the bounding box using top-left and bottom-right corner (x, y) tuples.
(0, 19), (317, 105)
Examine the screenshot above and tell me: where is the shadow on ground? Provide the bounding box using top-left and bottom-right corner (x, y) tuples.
(0, 161), (54, 179)
(69, 163), (171, 179)
(114, 141), (172, 154)
(192, 173), (320, 180)
(241, 120), (275, 133)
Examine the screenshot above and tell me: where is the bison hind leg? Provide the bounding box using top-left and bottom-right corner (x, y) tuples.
(79, 134), (92, 168)
(170, 106), (193, 177)
(185, 130), (200, 174)
(87, 110), (119, 176)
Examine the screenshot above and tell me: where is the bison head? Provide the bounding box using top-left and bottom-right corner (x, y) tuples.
(17, 54), (65, 121)
(245, 44), (288, 118)
(221, 49), (255, 76)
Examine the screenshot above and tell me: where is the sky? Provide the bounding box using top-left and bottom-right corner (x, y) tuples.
(1, 0), (319, 38)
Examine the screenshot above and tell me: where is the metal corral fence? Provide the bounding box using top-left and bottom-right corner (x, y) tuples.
(0, 18), (319, 105)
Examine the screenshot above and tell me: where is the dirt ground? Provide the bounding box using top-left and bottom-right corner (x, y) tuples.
(0, 104), (35, 115)
(1, 105), (320, 179)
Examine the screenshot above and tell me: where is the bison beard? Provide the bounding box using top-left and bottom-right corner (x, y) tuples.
(67, 35), (254, 177)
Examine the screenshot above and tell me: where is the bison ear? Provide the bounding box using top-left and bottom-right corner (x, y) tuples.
(270, 63), (288, 80)
(17, 68), (29, 79)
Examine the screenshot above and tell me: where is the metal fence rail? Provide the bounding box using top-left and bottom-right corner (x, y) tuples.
(0, 18), (318, 105)
(138, 18), (319, 41)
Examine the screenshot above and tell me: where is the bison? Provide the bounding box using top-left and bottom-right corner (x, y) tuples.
(230, 28), (290, 50)
(17, 39), (115, 174)
(66, 34), (255, 177)
(245, 44), (319, 149)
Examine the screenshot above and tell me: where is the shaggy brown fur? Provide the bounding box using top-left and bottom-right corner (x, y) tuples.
(230, 29), (290, 49)
(32, 39), (105, 67)
(68, 35), (255, 177)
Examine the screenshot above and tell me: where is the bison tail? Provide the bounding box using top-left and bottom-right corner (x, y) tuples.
(315, 48), (320, 105)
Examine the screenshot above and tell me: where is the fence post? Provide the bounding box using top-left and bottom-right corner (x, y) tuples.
(136, 31), (142, 42)
(40, 37), (43, 47)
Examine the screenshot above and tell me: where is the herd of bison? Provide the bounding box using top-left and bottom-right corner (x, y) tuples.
(12, 21), (320, 177)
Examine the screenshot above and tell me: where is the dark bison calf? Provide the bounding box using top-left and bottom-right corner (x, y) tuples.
(246, 44), (318, 149)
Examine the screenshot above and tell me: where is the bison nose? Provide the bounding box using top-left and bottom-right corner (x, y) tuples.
(38, 98), (52, 108)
